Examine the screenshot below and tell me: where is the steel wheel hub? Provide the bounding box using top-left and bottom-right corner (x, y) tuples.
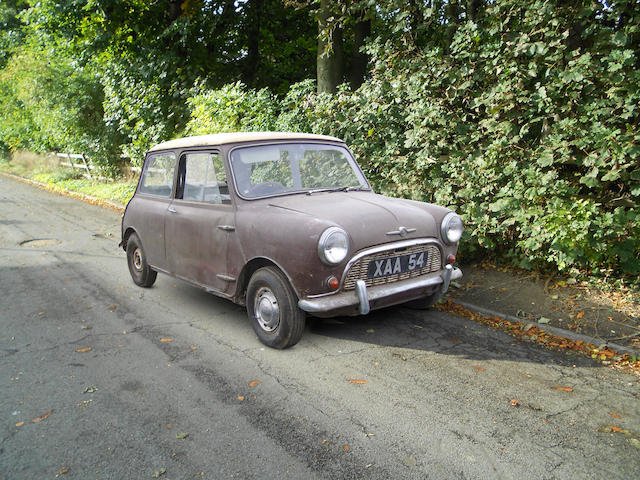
(133, 248), (143, 271)
(255, 288), (280, 332)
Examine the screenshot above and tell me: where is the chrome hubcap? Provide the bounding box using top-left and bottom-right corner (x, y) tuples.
(132, 248), (143, 271)
(254, 288), (280, 332)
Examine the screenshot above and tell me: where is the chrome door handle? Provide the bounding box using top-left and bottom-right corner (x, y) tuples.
(167, 206), (177, 213)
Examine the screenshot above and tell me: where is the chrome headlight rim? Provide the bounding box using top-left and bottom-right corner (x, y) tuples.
(317, 227), (350, 266)
(441, 212), (463, 245)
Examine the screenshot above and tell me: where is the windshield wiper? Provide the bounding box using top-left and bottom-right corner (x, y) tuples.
(306, 186), (370, 195)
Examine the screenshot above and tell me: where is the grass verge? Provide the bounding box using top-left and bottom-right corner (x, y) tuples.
(0, 154), (136, 206)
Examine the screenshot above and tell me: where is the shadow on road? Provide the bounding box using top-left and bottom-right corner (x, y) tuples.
(306, 303), (600, 369)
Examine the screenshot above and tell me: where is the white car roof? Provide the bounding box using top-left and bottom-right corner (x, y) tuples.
(148, 132), (344, 152)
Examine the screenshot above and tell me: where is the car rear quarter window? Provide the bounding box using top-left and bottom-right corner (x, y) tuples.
(139, 152), (176, 197)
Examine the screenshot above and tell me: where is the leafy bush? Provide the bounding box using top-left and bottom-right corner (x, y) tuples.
(275, 0), (640, 280)
(185, 82), (278, 135)
(0, 42), (123, 176)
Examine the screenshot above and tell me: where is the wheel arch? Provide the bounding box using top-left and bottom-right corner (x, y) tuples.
(234, 257), (298, 306)
(121, 227), (139, 251)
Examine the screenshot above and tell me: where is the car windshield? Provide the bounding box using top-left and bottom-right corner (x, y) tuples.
(229, 143), (370, 198)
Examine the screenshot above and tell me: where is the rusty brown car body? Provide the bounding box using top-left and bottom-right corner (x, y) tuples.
(121, 132), (463, 348)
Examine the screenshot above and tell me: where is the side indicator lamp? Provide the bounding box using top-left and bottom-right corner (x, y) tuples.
(327, 276), (340, 290)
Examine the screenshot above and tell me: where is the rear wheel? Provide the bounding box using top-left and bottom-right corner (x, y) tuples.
(247, 267), (305, 349)
(126, 233), (157, 287)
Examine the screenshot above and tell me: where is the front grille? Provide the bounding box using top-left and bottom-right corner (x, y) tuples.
(342, 243), (442, 290)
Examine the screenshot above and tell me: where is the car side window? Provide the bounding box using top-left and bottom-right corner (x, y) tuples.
(139, 153), (176, 197)
(179, 152), (230, 204)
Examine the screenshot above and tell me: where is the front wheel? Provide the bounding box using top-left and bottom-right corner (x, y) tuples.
(126, 233), (157, 287)
(246, 267), (305, 349)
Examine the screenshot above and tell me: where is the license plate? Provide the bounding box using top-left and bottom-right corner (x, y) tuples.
(367, 251), (429, 279)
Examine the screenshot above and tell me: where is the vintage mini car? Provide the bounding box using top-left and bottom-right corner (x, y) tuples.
(121, 132), (463, 348)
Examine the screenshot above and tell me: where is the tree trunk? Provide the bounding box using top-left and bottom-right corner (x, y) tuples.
(317, 0), (343, 94)
(348, 16), (370, 90)
(243, 0), (263, 86)
(466, 0), (481, 22)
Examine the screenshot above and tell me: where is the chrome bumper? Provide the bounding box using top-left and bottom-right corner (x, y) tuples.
(298, 266), (463, 316)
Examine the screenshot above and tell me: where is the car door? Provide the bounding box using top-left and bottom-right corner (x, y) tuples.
(164, 150), (235, 294)
(132, 151), (177, 271)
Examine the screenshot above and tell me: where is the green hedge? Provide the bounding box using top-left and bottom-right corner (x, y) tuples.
(185, 3), (639, 280)
(2, 0), (638, 282)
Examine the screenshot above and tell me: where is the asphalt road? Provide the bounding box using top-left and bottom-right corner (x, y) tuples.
(1, 174), (639, 480)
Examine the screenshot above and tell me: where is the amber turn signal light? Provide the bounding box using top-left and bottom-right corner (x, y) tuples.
(327, 276), (340, 290)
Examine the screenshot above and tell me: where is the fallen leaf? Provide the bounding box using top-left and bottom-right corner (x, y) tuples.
(176, 432), (189, 439)
(32, 410), (52, 423)
(609, 412), (621, 419)
(56, 467), (69, 477)
(343, 444), (350, 451)
(38, 312), (45, 316)
(83, 386), (98, 394)
(510, 399), (519, 407)
(609, 426), (622, 432)
(237, 395), (245, 401)
(248, 380), (260, 387)
(629, 438), (640, 449)
(190, 345), (197, 350)
(166, 423), (172, 429)
(346, 379), (368, 384)
(473, 366), (485, 371)
(553, 386), (573, 392)
(541, 419), (548, 423)
(15, 421), (24, 427)
(151, 468), (166, 478)
(77, 400), (92, 407)
(537, 317), (550, 324)
(75, 347), (92, 353)
(576, 311), (585, 320)
(403, 456), (417, 467)
(160, 338), (172, 343)
(81, 325), (92, 330)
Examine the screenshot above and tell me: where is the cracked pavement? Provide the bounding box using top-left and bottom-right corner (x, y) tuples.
(1, 175), (639, 479)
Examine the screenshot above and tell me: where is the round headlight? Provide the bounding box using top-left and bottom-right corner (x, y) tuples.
(318, 227), (349, 265)
(441, 212), (463, 244)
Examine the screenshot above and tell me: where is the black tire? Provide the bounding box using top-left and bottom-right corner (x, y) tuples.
(126, 233), (157, 288)
(405, 291), (441, 310)
(246, 267), (306, 349)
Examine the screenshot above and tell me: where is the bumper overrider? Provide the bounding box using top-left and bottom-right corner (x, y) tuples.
(298, 265), (463, 317)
